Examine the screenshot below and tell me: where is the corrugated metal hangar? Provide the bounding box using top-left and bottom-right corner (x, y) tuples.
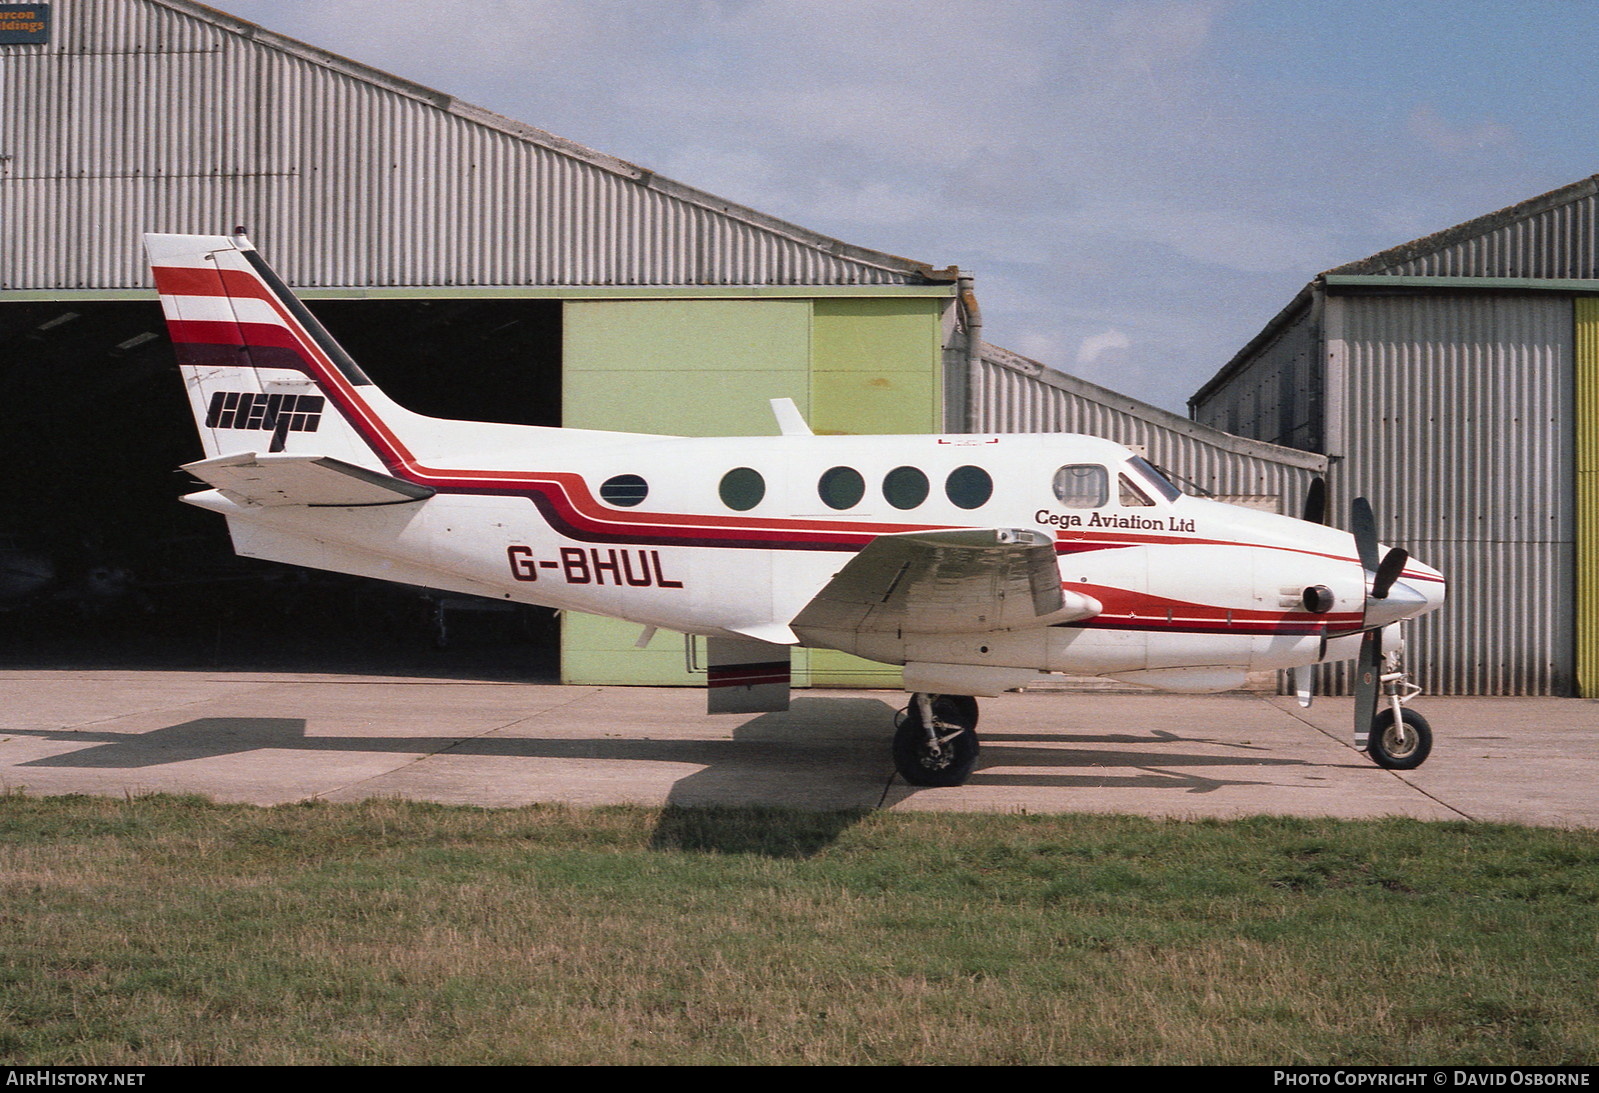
(0, 0), (1337, 688)
(1191, 175), (1599, 698)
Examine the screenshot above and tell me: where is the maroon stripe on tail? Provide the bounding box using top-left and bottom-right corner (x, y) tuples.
(166, 320), (308, 352)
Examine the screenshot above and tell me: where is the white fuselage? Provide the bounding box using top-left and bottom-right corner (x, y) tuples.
(191, 423), (1445, 691)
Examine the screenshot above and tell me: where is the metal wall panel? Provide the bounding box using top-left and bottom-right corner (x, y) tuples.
(1, 0), (933, 290)
(973, 344), (1326, 506)
(1192, 305), (1321, 450)
(1331, 293), (1576, 695)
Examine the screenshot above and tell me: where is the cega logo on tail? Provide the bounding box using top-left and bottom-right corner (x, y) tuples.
(204, 392), (325, 433)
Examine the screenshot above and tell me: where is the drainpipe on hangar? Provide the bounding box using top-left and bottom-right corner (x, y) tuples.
(958, 270), (982, 433)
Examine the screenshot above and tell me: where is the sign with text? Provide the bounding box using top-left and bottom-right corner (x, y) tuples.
(0, 4), (50, 44)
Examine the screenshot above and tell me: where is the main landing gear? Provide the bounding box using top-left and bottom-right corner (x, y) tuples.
(893, 693), (980, 786)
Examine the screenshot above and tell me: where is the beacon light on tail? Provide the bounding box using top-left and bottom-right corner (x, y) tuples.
(146, 232), (1446, 786)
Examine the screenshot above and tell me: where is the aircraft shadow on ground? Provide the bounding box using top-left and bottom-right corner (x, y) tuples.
(8, 697), (1321, 857)
(8, 703), (1315, 782)
(646, 803), (871, 858)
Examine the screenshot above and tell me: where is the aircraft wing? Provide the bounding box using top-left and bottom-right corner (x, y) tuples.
(182, 452), (436, 507)
(791, 528), (1099, 636)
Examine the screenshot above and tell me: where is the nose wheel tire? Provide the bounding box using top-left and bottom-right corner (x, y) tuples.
(893, 695), (980, 787)
(1368, 707), (1432, 770)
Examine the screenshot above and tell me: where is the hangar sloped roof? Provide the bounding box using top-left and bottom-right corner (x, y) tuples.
(975, 342), (1325, 509)
(1191, 172), (1599, 408)
(1, 0), (953, 290)
(1325, 173), (1599, 280)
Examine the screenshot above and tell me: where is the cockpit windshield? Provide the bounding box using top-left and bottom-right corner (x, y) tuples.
(1126, 456), (1182, 502)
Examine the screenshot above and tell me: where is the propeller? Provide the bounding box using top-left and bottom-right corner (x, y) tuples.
(1289, 478), (1328, 706)
(1293, 489), (1420, 730)
(1350, 496), (1417, 750)
(1351, 496), (1379, 571)
(1301, 476), (1327, 525)
(1355, 630), (1381, 750)
(1372, 546), (1410, 600)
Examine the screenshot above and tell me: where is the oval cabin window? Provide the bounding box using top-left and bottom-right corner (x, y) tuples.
(945, 465), (993, 509)
(818, 466), (866, 510)
(598, 474), (649, 507)
(719, 467), (766, 511)
(882, 466), (930, 510)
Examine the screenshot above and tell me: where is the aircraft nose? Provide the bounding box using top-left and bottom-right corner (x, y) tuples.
(1408, 558), (1447, 615)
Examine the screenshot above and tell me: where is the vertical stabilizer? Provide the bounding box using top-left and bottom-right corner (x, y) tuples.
(145, 233), (394, 469)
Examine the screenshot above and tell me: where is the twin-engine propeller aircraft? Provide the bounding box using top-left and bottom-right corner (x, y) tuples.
(146, 232), (1447, 787)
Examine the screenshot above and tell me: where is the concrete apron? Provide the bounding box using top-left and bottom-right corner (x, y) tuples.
(1, 669), (1595, 827)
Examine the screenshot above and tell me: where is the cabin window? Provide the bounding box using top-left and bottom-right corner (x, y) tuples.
(945, 465), (993, 509)
(599, 474), (649, 507)
(719, 467), (765, 511)
(882, 465), (929, 510)
(1052, 464), (1107, 508)
(818, 466), (865, 510)
(1119, 474), (1155, 507)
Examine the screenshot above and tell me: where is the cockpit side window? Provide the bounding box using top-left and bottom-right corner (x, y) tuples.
(1127, 456), (1182, 502)
(1118, 474), (1155, 507)
(1052, 464), (1107, 508)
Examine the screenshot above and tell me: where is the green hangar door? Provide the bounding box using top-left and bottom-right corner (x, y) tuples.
(560, 294), (947, 688)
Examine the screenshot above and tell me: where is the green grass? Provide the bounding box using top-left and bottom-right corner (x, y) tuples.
(2, 793), (1596, 1065)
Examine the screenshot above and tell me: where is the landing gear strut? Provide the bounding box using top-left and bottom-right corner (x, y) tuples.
(893, 693), (980, 786)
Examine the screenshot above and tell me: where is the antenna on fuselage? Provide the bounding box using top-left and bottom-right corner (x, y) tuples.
(770, 398), (814, 437)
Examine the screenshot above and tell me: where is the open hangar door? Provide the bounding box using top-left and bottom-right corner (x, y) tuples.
(0, 295), (563, 678)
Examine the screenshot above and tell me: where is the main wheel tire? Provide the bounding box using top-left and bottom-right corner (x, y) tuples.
(893, 696), (980, 787)
(1368, 707), (1432, 770)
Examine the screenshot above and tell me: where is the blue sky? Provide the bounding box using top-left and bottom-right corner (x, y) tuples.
(216, 0), (1599, 412)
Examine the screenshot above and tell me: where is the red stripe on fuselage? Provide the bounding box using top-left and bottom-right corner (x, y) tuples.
(1055, 584), (1360, 637)
(1053, 528), (1442, 584)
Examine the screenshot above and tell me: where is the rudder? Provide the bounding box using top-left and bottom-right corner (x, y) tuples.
(145, 232), (390, 469)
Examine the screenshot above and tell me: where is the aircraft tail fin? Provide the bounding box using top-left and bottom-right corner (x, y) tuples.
(144, 232), (408, 471)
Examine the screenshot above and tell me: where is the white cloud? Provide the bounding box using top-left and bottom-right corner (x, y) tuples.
(1075, 329), (1132, 370)
(1407, 103), (1516, 155)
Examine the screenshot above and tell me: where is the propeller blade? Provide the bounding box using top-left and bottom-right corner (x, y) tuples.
(1351, 497), (1379, 573)
(1372, 547), (1410, 600)
(1354, 629), (1381, 751)
(1301, 477), (1327, 525)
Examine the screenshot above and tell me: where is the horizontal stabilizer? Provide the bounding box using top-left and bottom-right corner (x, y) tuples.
(792, 528), (1099, 636)
(182, 452), (436, 508)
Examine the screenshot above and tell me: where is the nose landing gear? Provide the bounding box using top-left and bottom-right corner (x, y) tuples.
(893, 693), (980, 786)
(1364, 642), (1432, 770)
(1369, 706), (1432, 769)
